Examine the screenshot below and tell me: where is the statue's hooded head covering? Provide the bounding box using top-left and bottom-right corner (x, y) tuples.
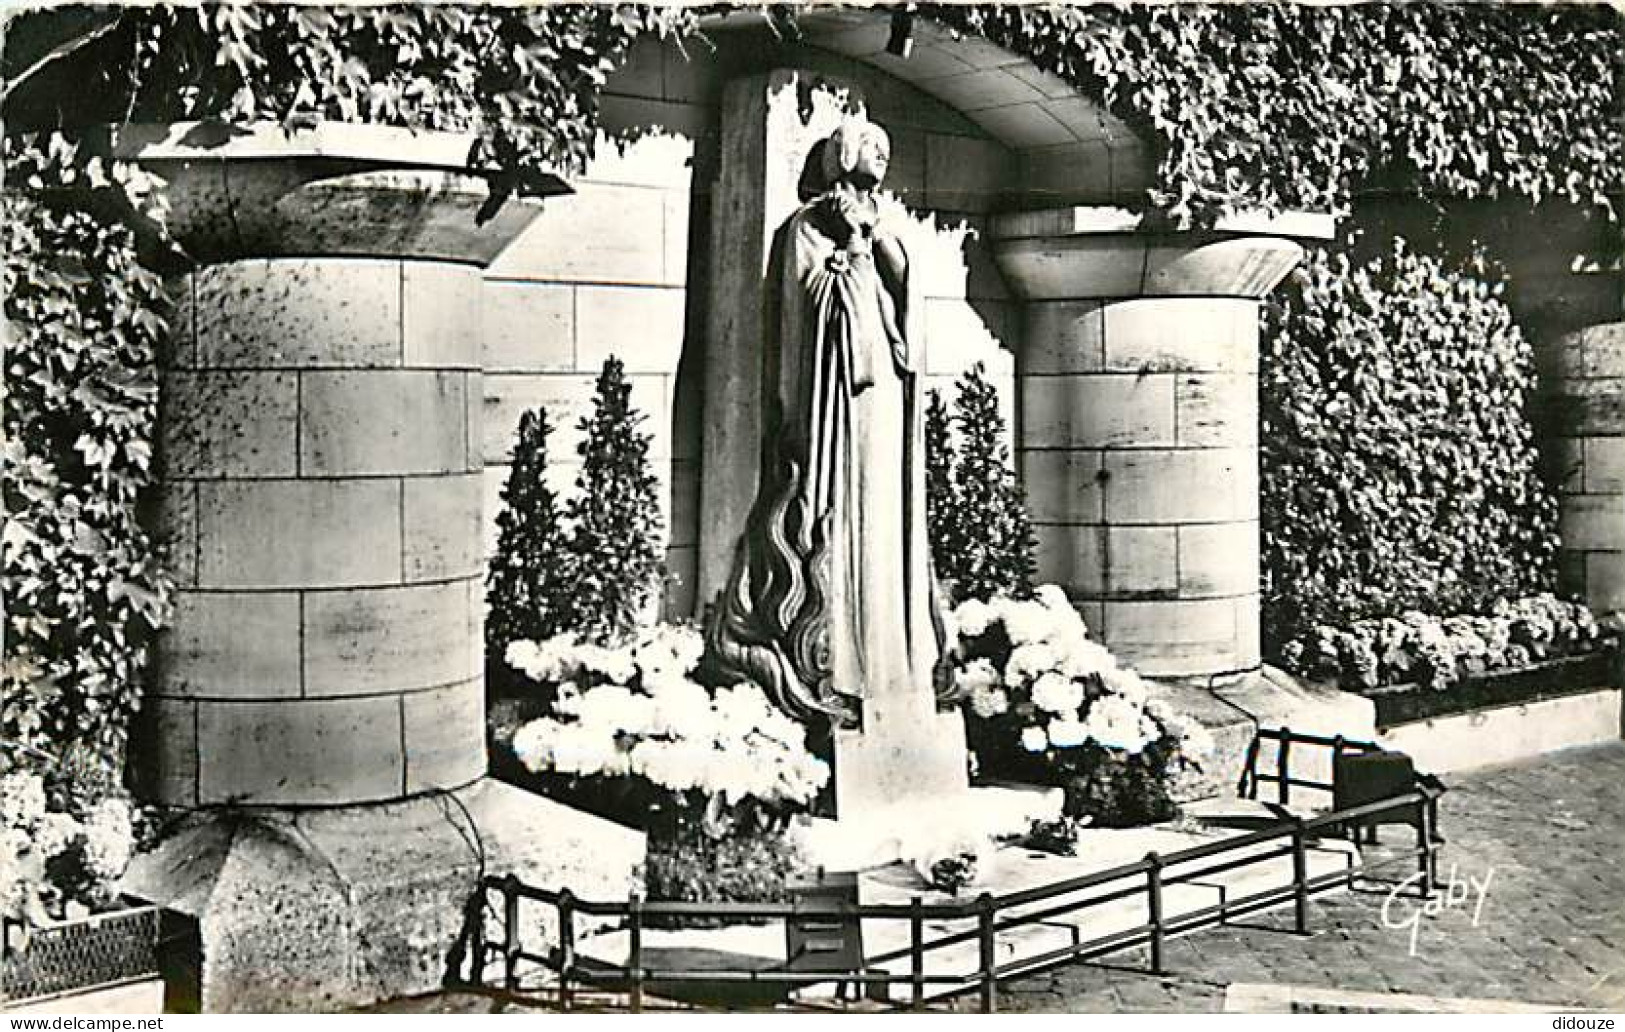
(799, 117), (892, 200)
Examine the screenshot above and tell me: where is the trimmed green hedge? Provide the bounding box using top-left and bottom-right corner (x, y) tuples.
(1259, 240), (1560, 651)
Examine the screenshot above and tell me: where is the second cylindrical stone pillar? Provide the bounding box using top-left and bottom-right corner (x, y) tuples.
(994, 209), (1322, 681)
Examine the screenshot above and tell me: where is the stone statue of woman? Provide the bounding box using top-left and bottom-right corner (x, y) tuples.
(707, 117), (947, 729)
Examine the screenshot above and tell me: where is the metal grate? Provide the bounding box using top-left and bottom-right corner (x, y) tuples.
(2, 905), (159, 1005)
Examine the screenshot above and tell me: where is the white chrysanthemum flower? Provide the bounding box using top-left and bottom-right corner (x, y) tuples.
(1083, 694), (1155, 753)
(954, 598), (994, 639)
(577, 643), (639, 685)
(34, 813), (81, 860)
(82, 799), (134, 881)
(969, 684), (1010, 718)
(573, 685), (638, 730)
(646, 676), (716, 740)
(553, 679), (584, 716)
(954, 657), (1001, 694)
(549, 723), (624, 776)
(1047, 717), (1089, 748)
(511, 719), (564, 771)
(1006, 643), (1061, 686)
(1020, 725), (1049, 752)
(1000, 599), (1059, 646)
(1035, 583), (1071, 612)
(1030, 671), (1084, 715)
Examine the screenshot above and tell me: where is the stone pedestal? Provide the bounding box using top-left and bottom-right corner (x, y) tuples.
(116, 122), (642, 1011)
(993, 207), (1330, 680)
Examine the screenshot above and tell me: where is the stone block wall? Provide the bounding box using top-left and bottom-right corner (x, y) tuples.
(1544, 322), (1625, 615)
(147, 257), (485, 806)
(480, 37), (706, 620)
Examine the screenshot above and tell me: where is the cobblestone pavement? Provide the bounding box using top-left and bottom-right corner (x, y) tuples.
(957, 741), (1625, 1013)
(374, 742), (1625, 1014)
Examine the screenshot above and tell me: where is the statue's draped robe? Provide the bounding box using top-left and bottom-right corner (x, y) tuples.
(707, 198), (942, 727)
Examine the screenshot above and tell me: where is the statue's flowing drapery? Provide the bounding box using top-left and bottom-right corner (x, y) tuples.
(706, 198), (944, 729)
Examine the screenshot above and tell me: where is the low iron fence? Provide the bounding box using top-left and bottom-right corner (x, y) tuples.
(461, 728), (1446, 1013)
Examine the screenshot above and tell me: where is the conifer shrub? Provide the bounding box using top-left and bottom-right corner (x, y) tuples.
(565, 356), (665, 644)
(928, 365), (1036, 604)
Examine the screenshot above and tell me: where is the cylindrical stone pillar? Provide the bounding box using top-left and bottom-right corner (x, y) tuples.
(993, 208), (1324, 680)
(127, 123), (561, 808)
(147, 258), (486, 805)
(1547, 321), (1625, 617)
(1019, 297), (1261, 677)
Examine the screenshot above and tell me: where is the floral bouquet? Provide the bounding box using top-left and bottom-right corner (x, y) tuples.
(1, 760), (135, 936)
(947, 585), (1215, 827)
(504, 623), (830, 838)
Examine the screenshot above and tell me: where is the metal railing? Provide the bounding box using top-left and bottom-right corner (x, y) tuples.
(461, 729), (1447, 1013)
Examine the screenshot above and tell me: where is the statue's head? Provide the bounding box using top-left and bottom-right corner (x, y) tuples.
(822, 118), (891, 189)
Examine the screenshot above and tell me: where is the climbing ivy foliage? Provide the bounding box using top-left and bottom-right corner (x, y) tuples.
(5, 4), (696, 214)
(2, 137), (176, 764)
(1259, 240), (1560, 651)
(929, 3), (1623, 224)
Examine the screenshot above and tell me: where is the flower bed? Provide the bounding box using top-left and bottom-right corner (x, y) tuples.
(1278, 594), (1610, 694)
(1366, 647), (1619, 728)
(949, 586), (1215, 828)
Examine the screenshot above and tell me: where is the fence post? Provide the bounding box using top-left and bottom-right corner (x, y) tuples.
(466, 889), (487, 988)
(977, 892), (997, 1014)
(557, 888), (576, 1011)
(1145, 852), (1165, 975)
(1278, 729), (1292, 807)
(910, 896), (925, 1010)
(1291, 817), (1310, 934)
(1417, 798), (1437, 900)
(1238, 736), (1260, 799)
(502, 874), (520, 993)
(628, 894), (644, 1013)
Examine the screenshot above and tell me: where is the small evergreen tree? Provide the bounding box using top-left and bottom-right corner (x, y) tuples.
(941, 364), (1035, 603)
(924, 387), (957, 582)
(486, 408), (573, 663)
(566, 356), (665, 644)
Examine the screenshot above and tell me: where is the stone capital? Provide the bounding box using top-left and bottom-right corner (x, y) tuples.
(991, 206), (1334, 301)
(113, 121), (568, 267)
